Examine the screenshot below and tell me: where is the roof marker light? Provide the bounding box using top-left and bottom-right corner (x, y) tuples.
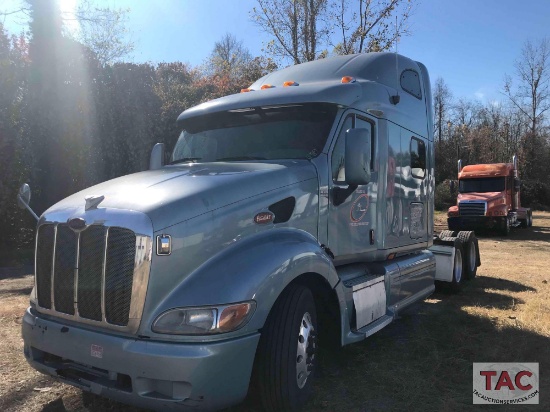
(261, 84), (275, 90)
(341, 76), (356, 84)
(283, 81), (299, 87)
(240, 88), (254, 93)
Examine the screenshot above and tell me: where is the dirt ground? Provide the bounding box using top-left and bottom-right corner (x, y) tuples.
(1, 212), (549, 411)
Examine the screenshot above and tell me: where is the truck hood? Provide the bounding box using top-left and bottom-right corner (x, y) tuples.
(44, 160), (317, 231)
(458, 192), (504, 202)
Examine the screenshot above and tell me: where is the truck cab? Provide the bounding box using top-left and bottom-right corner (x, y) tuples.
(448, 157), (533, 235)
(20, 53), (471, 411)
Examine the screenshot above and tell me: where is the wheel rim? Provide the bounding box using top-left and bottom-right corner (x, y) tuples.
(296, 311), (315, 389)
(454, 248), (463, 283)
(468, 241), (476, 272)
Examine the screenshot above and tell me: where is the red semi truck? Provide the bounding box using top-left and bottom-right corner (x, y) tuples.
(447, 156), (533, 235)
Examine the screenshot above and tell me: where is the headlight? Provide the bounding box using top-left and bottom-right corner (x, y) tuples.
(152, 301), (256, 335)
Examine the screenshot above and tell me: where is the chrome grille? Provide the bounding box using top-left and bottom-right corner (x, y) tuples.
(105, 228), (136, 326)
(78, 226), (107, 321)
(36, 224), (55, 309)
(35, 223), (141, 329)
(53, 225), (77, 315)
(459, 202), (486, 216)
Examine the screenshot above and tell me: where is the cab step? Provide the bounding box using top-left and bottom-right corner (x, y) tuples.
(354, 314), (393, 337)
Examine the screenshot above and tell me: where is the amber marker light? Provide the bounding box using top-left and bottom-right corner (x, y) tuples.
(260, 84), (274, 90)
(240, 88), (254, 93)
(283, 81), (299, 87)
(218, 302), (255, 332)
(341, 76), (356, 83)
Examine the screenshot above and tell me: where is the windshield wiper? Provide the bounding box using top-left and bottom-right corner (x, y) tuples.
(216, 156), (267, 161)
(169, 157), (202, 165)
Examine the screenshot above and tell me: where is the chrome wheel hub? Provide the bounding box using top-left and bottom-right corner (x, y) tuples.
(296, 312), (315, 389)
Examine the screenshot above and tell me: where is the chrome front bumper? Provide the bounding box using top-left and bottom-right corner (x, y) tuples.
(22, 308), (260, 411)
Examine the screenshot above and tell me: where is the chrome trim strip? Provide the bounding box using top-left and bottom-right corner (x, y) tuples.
(51, 225), (58, 309)
(33, 225), (39, 306)
(129, 235), (153, 322)
(74, 232), (81, 316)
(101, 227), (109, 323)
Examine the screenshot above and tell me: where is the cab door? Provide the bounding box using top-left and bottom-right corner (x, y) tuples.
(327, 113), (378, 264)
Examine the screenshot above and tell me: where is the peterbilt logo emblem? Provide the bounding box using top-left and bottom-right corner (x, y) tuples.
(67, 217), (86, 231)
(254, 212), (274, 224)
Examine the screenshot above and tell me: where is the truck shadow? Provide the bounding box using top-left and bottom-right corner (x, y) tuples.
(0, 267), (34, 280)
(471, 275), (536, 293)
(0, 286), (33, 298)
(304, 294), (549, 411)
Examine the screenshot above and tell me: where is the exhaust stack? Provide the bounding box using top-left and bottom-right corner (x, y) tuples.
(458, 159), (462, 172)
(512, 154), (517, 171)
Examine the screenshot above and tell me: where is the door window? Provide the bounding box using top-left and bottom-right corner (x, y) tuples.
(331, 116), (354, 183)
(410, 137), (426, 179)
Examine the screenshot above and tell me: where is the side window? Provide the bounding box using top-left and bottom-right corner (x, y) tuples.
(400, 70), (422, 99)
(331, 116), (354, 183)
(410, 137), (426, 179)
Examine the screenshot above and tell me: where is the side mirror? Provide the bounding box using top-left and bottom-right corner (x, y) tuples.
(345, 128), (371, 185)
(450, 180), (456, 194)
(17, 183), (39, 221)
(149, 143), (165, 170)
(17, 183), (31, 209)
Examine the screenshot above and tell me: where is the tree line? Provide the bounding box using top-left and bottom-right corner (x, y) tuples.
(0, 0), (548, 263)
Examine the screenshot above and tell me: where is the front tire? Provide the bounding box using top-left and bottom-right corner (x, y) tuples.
(256, 284), (317, 411)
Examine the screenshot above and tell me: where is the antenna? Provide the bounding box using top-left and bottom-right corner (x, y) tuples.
(391, 14), (400, 105)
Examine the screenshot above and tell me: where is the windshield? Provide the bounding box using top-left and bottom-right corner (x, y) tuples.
(171, 103), (338, 164)
(459, 177), (505, 193)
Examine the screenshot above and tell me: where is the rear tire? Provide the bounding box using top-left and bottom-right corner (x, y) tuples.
(456, 231), (479, 280)
(528, 211), (533, 227)
(520, 219), (527, 228)
(440, 230), (458, 239)
(255, 284), (317, 412)
(501, 217), (510, 236)
(449, 239), (465, 293)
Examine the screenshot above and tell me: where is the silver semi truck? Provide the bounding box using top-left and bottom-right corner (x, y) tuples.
(19, 53), (479, 411)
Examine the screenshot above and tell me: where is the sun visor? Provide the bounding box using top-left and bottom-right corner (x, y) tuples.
(177, 81), (361, 125)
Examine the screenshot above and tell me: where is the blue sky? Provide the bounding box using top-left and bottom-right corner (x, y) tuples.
(2, 0), (549, 103)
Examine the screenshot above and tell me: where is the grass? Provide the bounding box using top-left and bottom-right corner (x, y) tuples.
(1, 213), (549, 411)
